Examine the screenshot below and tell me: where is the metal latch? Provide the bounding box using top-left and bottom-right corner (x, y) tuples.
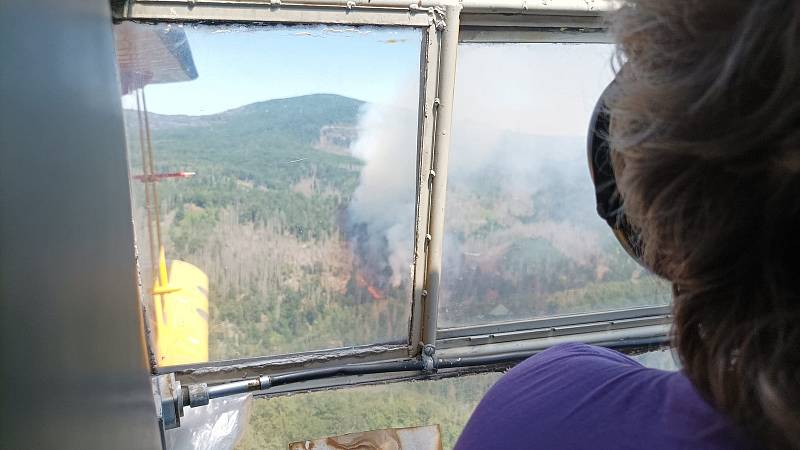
(152, 373), (272, 430)
(152, 373), (183, 430)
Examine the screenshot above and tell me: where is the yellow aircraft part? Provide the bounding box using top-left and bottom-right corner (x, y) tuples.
(152, 259), (209, 366)
(152, 246), (180, 296)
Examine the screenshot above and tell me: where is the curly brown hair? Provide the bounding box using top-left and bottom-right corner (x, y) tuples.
(608, 1), (800, 448)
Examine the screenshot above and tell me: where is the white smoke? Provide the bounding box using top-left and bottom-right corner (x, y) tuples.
(347, 44), (616, 288)
(348, 80), (419, 287)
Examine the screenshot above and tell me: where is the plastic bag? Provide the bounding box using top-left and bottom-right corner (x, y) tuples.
(165, 393), (252, 450)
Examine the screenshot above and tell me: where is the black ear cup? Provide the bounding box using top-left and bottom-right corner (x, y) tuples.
(587, 76), (646, 265)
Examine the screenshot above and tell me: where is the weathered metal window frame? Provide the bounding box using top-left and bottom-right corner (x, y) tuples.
(117, 0), (455, 378)
(117, 0), (671, 399)
(436, 15), (673, 363)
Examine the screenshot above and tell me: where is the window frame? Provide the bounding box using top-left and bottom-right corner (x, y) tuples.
(116, 0), (671, 397)
(436, 28), (673, 361)
(118, 0), (451, 374)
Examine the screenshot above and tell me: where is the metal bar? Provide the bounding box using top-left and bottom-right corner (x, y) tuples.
(252, 337), (669, 397)
(460, 0), (618, 14)
(180, 333), (668, 404)
(436, 337), (668, 368)
(171, 344), (409, 385)
(130, 89), (160, 372)
(438, 305), (671, 339)
(128, 0), (616, 15)
(124, 1), (434, 26)
(270, 359), (424, 385)
(436, 323), (670, 358)
(459, 27), (608, 43)
(420, 3), (460, 349)
(437, 315), (670, 349)
(459, 13), (604, 28)
(139, 87), (164, 255)
(408, 21), (441, 357)
(130, 0), (454, 10)
(134, 88), (159, 283)
(251, 338), (669, 398)
(255, 369), (436, 398)
(182, 360), (425, 408)
(207, 376), (271, 399)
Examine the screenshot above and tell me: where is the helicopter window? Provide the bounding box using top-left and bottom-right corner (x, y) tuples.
(438, 42), (672, 329)
(114, 1), (671, 406)
(116, 21), (423, 366)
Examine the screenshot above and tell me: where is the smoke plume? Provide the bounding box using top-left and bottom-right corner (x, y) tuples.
(346, 44), (616, 293)
(347, 81), (419, 288)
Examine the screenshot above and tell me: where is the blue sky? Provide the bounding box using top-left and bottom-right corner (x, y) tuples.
(119, 22), (616, 136)
(122, 23), (422, 115)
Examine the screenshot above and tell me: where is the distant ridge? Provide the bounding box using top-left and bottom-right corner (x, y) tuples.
(123, 93), (364, 136)
(221, 93), (363, 117)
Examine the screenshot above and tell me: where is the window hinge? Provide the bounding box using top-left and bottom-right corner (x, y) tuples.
(153, 373), (271, 430)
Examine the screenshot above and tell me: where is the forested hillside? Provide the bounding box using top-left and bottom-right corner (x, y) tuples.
(128, 92), (669, 359)
(438, 130), (671, 326)
(129, 94), (412, 359)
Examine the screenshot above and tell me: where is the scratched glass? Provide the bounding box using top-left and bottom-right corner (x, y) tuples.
(631, 347), (679, 371)
(115, 22), (422, 365)
(438, 43), (671, 328)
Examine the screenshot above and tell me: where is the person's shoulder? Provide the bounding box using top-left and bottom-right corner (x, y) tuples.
(456, 344), (756, 450)
(503, 342), (646, 383)
(469, 342), (657, 422)
(527, 341), (642, 364)
(454, 344), (677, 450)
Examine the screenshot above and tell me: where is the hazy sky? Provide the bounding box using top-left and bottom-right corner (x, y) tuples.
(453, 43), (616, 136)
(348, 41), (618, 293)
(121, 23), (422, 115)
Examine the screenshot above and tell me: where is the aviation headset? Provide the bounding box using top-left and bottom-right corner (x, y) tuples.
(587, 73), (646, 267)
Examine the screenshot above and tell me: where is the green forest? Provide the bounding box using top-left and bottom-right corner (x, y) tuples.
(125, 93), (671, 449)
(128, 94), (411, 359)
(237, 373), (502, 449)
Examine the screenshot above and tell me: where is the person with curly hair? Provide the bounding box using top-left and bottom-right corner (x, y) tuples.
(454, 1), (800, 449)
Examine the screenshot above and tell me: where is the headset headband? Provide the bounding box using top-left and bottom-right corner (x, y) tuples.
(587, 73), (646, 266)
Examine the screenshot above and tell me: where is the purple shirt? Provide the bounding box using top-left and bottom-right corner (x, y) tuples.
(454, 343), (756, 450)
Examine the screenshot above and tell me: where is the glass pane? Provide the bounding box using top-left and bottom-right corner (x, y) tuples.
(237, 373), (502, 450)
(115, 22), (422, 365)
(631, 347), (679, 371)
(235, 347), (673, 450)
(439, 43), (671, 328)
